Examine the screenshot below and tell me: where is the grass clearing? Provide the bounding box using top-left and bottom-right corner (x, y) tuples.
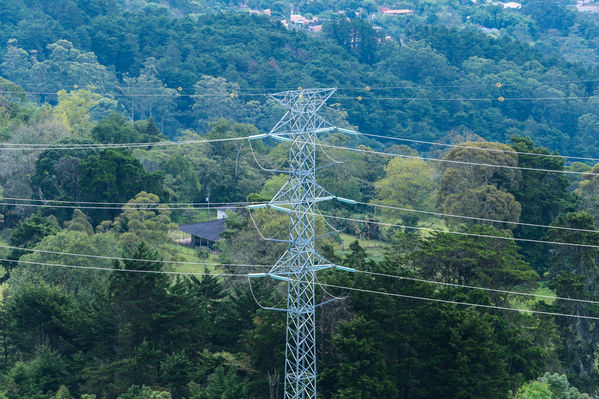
(337, 233), (390, 262)
(509, 282), (557, 310)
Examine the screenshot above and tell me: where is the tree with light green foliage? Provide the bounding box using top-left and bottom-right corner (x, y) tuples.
(188, 367), (247, 399)
(514, 373), (591, 399)
(51, 385), (73, 399)
(98, 191), (176, 253)
(373, 156), (438, 226)
(4, 345), (70, 399)
(63, 209), (94, 236)
(117, 385), (171, 399)
(52, 90), (118, 136)
(0, 114), (69, 201)
(9, 229), (121, 295)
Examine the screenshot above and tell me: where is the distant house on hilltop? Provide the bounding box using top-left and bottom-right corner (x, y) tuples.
(499, 2), (522, 8)
(249, 8), (271, 16)
(577, 0), (599, 12)
(284, 13), (321, 31)
(378, 7), (414, 15)
(475, 24), (500, 35)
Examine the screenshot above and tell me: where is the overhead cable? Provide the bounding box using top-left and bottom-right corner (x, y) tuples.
(9, 256), (599, 320)
(0, 244), (270, 268)
(351, 269), (599, 305)
(1, 257), (248, 276)
(360, 201), (599, 234)
(346, 130), (599, 163)
(1, 197), (258, 206)
(0, 135), (253, 151)
(318, 142), (599, 177)
(317, 213), (599, 250)
(317, 281), (599, 320)
(3, 191), (598, 235)
(0, 202), (254, 211)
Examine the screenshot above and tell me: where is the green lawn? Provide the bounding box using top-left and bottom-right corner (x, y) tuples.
(163, 241), (225, 275)
(510, 282), (556, 310)
(337, 233), (390, 262)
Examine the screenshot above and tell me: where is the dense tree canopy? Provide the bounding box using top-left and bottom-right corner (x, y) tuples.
(2, 0), (599, 398)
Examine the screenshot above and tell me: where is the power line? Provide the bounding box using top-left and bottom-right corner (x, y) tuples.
(332, 95), (595, 102)
(346, 130), (599, 163)
(318, 142), (599, 177)
(3, 130), (595, 177)
(0, 135), (254, 151)
(247, 137), (288, 173)
(3, 197), (597, 247)
(359, 201), (599, 234)
(351, 269), (599, 305)
(334, 78), (599, 90)
(1, 257), (248, 276)
(2, 191), (597, 235)
(1, 198), (257, 206)
(248, 203), (599, 304)
(0, 244), (270, 268)
(7, 252), (599, 320)
(3, 87), (598, 103)
(8, 76), (599, 97)
(0, 90), (267, 98)
(318, 282), (599, 320)
(316, 213), (599, 250)
(9, 255), (599, 321)
(0, 202), (257, 211)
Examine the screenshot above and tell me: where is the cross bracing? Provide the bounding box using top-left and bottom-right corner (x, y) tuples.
(250, 87), (354, 399)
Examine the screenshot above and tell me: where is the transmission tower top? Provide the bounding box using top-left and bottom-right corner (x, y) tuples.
(268, 88), (336, 138)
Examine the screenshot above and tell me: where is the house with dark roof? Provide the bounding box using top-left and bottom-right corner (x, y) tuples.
(178, 218), (227, 248)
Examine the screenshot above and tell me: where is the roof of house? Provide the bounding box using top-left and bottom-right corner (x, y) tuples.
(382, 9), (414, 14)
(501, 2), (522, 8)
(179, 218), (227, 242)
(290, 14), (306, 23)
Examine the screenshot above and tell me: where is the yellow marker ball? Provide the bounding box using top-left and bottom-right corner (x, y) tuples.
(498, 96), (505, 102)
(73, 84), (78, 89)
(496, 82), (502, 88)
(357, 96), (363, 101)
(365, 86), (371, 91)
(177, 87), (183, 91)
(298, 86), (303, 91)
(298, 94), (303, 99)
(230, 92), (236, 98)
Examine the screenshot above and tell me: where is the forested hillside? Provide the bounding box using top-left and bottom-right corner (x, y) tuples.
(1, 0), (599, 398)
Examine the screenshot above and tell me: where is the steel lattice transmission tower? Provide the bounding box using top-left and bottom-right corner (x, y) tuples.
(249, 87), (354, 399)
